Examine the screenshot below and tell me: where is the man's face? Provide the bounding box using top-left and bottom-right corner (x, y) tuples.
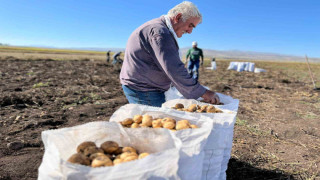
(172, 14), (201, 38)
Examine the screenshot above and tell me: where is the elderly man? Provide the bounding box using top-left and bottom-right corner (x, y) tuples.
(120, 1), (220, 107)
(186, 41), (204, 82)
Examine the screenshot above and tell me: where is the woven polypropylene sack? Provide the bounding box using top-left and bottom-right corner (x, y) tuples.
(109, 104), (213, 180)
(38, 121), (182, 180)
(162, 97), (239, 180)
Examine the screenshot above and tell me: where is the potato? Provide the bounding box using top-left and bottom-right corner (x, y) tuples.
(197, 109), (206, 113)
(138, 152), (150, 159)
(100, 141), (119, 154)
(123, 155), (138, 162)
(206, 105), (216, 113)
(113, 158), (123, 165)
(200, 105), (208, 111)
(83, 146), (104, 157)
(161, 117), (175, 124)
(115, 154), (121, 160)
(176, 120), (190, 130)
(76, 141), (96, 153)
(121, 118), (134, 126)
(68, 153), (91, 166)
(91, 156), (113, 167)
(131, 123), (140, 128)
(139, 124), (150, 128)
(179, 120), (191, 126)
(120, 152), (138, 160)
(190, 124), (199, 128)
(152, 119), (162, 128)
(142, 115), (153, 127)
(122, 146), (137, 154)
(187, 104), (197, 112)
(163, 121), (175, 130)
(133, 115), (143, 123)
(175, 103), (184, 109)
(113, 147), (123, 155)
(89, 152), (108, 161)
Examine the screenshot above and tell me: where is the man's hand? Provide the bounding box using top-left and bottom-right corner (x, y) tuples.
(200, 61), (203, 66)
(201, 90), (220, 104)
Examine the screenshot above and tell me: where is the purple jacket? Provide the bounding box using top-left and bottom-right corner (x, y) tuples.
(120, 16), (206, 99)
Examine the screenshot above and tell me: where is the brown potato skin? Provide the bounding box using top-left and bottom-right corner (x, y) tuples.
(89, 152), (108, 161)
(142, 115), (153, 127)
(113, 158), (123, 165)
(133, 115), (143, 123)
(83, 146), (104, 157)
(187, 104), (197, 112)
(175, 103), (184, 109)
(152, 119), (162, 128)
(100, 141), (119, 154)
(122, 146), (137, 154)
(176, 120), (190, 130)
(131, 123), (140, 128)
(163, 121), (175, 130)
(91, 156), (113, 167)
(121, 118), (134, 126)
(76, 141), (96, 153)
(68, 153), (91, 166)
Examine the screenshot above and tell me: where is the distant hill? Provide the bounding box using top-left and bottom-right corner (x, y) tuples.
(2, 44), (319, 63)
(78, 47), (320, 63)
(180, 48), (320, 63)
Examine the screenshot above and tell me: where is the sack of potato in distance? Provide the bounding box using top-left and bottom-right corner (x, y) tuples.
(38, 121), (182, 180)
(110, 104), (213, 180)
(162, 98), (239, 180)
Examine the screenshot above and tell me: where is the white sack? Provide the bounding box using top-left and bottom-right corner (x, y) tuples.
(38, 121), (182, 180)
(228, 62), (256, 72)
(109, 104), (214, 180)
(236, 62), (245, 72)
(162, 98), (239, 180)
(163, 94), (239, 112)
(227, 62), (237, 70)
(244, 62), (255, 72)
(254, 68), (267, 73)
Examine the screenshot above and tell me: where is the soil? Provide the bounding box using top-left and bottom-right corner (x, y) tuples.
(0, 56), (319, 180)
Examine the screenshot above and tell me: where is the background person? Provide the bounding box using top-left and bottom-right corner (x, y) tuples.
(120, 1), (220, 107)
(112, 51), (123, 65)
(106, 50), (111, 63)
(185, 41), (203, 81)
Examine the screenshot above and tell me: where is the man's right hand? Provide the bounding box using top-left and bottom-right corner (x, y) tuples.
(201, 90), (220, 104)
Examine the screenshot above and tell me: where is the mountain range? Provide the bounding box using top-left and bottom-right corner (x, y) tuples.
(81, 47), (320, 63)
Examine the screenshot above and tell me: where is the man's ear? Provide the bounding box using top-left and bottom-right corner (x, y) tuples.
(174, 13), (182, 23)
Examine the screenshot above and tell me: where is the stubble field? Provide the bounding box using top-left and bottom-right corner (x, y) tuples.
(0, 50), (319, 180)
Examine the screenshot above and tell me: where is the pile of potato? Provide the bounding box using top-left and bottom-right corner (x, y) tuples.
(67, 141), (149, 167)
(172, 103), (223, 113)
(120, 115), (198, 130)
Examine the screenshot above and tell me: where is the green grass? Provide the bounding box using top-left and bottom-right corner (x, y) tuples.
(32, 82), (49, 88)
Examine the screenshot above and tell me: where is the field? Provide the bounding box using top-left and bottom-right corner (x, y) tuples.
(0, 49), (320, 180)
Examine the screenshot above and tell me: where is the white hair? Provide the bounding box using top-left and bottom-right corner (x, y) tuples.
(167, 1), (202, 23)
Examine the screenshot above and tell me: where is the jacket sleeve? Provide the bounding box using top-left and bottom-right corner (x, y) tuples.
(149, 32), (206, 99)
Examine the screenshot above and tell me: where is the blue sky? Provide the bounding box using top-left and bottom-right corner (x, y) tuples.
(0, 0), (319, 57)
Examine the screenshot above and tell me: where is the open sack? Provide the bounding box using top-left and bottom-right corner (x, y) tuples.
(38, 121), (182, 180)
(165, 87), (239, 112)
(162, 97), (239, 180)
(109, 104), (214, 180)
